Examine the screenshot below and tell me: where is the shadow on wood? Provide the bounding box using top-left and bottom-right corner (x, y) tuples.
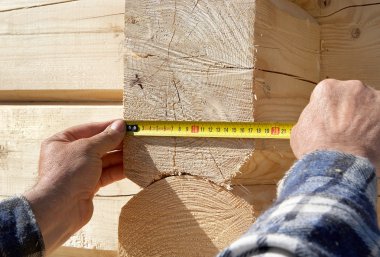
(124, 136), (255, 187)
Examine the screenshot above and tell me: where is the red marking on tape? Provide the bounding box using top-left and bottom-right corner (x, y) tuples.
(191, 125), (199, 133)
(271, 127), (280, 135)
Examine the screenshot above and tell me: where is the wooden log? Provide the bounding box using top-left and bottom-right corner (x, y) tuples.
(0, 1), (82, 11)
(292, 0), (380, 89)
(0, 0), (124, 34)
(121, 1), (319, 256)
(0, 104), (140, 196)
(123, 0), (320, 188)
(0, 33), (123, 102)
(118, 176), (255, 257)
(318, 3), (380, 88)
(0, 0), (125, 102)
(231, 140), (296, 184)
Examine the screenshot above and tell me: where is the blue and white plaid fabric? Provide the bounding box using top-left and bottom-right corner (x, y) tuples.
(218, 151), (380, 257)
(0, 196), (44, 257)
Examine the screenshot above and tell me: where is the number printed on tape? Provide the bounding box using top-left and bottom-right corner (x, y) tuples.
(125, 121), (294, 139)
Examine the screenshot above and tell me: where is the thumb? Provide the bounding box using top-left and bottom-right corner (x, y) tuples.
(88, 119), (125, 155)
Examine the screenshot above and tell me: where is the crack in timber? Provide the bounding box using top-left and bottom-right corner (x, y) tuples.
(317, 2), (380, 18)
(0, 0), (79, 13)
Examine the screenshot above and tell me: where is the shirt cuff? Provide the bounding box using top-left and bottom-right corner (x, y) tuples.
(0, 196), (45, 257)
(277, 150), (377, 209)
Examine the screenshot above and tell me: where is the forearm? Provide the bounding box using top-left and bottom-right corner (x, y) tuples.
(219, 150), (380, 257)
(24, 185), (83, 255)
(0, 196), (45, 257)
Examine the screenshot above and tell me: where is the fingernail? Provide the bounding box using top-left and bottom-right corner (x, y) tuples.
(110, 120), (126, 133)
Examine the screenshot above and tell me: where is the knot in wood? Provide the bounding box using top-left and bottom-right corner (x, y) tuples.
(318, 0), (331, 9)
(351, 27), (361, 39)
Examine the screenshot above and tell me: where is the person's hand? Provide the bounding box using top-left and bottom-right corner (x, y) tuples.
(291, 79), (380, 171)
(24, 120), (126, 254)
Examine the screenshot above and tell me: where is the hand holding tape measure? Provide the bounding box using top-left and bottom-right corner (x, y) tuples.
(125, 121), (294, 139)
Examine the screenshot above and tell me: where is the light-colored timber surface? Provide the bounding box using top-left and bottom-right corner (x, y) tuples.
(293, 0), (380, 88)
(0, 0), (124, 102)
(1, 0), (379, 256)
(123, 0), (320, 188)
(118, 176), (255, 257)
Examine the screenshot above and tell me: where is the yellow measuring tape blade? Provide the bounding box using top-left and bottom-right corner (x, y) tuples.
(125, 121), (294, 139)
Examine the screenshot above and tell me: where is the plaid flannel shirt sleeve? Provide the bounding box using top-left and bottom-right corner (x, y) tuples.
(0, 196), (44, 257)
(218, 150), (380, 257)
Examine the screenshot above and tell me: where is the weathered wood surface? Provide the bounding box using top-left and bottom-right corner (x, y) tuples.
(0, 0), (124, 102)
(123, 0), (320, 188)
(293, 0), (380, 88)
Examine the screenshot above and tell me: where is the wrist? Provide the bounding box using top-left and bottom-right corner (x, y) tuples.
(295, 143), (374, 167)
(24, 184), (78, 254)
(323, 144), (371, 162)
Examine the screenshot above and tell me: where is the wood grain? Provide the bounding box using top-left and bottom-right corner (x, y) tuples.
(0, 0), (124, 34)
(0, 105), (140, 196)
(0, 1), (80, 11)
(0, 90), (122, 103)
(118, 176), (255, 257)
(123, 0), (320, 188)
(319, 3), (380, 88)
(0, 0), (124, 102)
(52, 247), (116, 257)
(292, 0), (380, 89)
(233, 140), (296, 185)
(254, 0), (320, 82)
(291, 0), (380, 17)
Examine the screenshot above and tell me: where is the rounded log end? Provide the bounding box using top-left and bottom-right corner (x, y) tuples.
(118, 175), (255, 257)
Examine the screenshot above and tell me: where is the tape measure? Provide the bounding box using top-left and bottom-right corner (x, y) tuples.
(125, 121), (294, 139)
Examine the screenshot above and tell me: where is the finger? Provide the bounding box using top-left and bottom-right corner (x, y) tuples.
(102, 151), (123, 168)
(99, 164), (126, 188)
(88, 120), (126, 155)
(115, 141), (124, 151)
(107, 141), (124, 152)
(50, 120), (118, 142)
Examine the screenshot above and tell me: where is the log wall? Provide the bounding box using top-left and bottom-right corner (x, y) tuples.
(0, 1), (378, 256)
